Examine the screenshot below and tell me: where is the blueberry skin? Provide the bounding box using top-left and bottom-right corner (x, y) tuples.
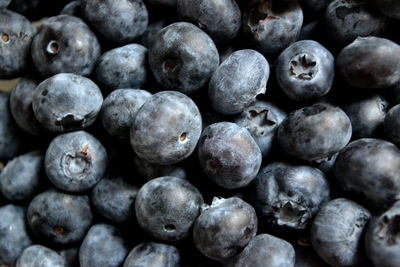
(334, 138), (400, 210)
(91, 177), (138, 224)
(251, 162), (330, 232)
(0, 92), (21, 160)
(193, 197), (258, 261)
(233, 101), (286, 159)
(337, 36), (400, 89)
(31, 15), (101, 77)
(208, 49), (270, 115)
(365, 201), (400, 267)
(0, 0), (10, 8)
(343, 95), (388, 139)
(27, 188), (93, 246)
(123, 242), (180, 267)
(242, 0), (303, 55)
(94, 44), (148, 92)
(0, 205), (33, 266)
(384, 104), (400, 146)
(60, 1), (81, 16)
(81, 0), (148, 44)
(0, 9), (36, 79)
(135, 176), (204, 241)
(311, 198), (370, 267)
(130, 91), (202, 165)
(276, 40), (335, 101)
(0, 150), (43, 202)
(45, 131), (108, 193)
(32, 73), (103, 133)
(177, 0), (241, 46)
(148, 22), (219, 95)
(100, 89), (151, 139)
(277, 103), (352, 162)
(147, 0), (176, 8)
(371, 0), (400, 19)
(16, 245), (65, 267)
(133, 154), (187, 181)
(224, 234), (295, 267)
(79, 224), (130, 267)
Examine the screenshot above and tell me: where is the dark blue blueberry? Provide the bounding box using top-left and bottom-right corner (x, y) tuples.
(276, 40), (335, 101)
(130, 91), (202, 165)
(337, 36), (400, 89)
(32, 73), (103, 133)
(311, 198), (370, 267)
(0, 205), (33, 266)
(384, 104), (400, 146)
(135, 176), (204, 241)
(0, 9), (36, 79)
(45, 131), (108, 193)
(193, 197), (258, 261)
(79, 224), (130, 267)
(81, 0), (148, 44)
(0, 150), (43, 202)
(208, 49), (270, 115)
(140, 19), (167, 48)
(91, 176), (138, 224)
(371, 0), (400, 19)
(26, 188), (93, 246)
(0, 92), (21, 160)
(148, 22), (219, 95)
(60, 0), (81, 16)
(123, 242), (180, 267)
(16, 245), (65, 267)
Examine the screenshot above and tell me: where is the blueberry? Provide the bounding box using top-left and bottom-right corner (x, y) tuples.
(208, 49), (270, 115)
(0, 205), (33, 266)
(233, 100), (286, 159)
(81, 0), (148, 44)
(148, 22), (219, 95)
(177, 0), (241, 46)
(277, 102), (352, 162)
(31, 15), (101, 77)
(198, 122), (262, 189)
(135, 176), (204, 241)
(32, 73), (103, 133)
(0, 92), (21, 160)
(311, 198), (370, 267)
(27, 188), (93, 246)
(0, 9), (36, 79)
(91, 176), (138, 224)
(16, 245), (65, 267)
(334, 138), (400, 210)
(60, 0), (81, 16)
(79, 224), (130, 267)
(45, 130), (108, 193)
(94, 44), (148, 92)
(100, 89), (151, 139)
(337, 36), (400, 89)
(251, 162), (330, 232)
(123, 242), (180, 267)
(276, 40), (335, 101)
(383, 104), (400, 146)
(0, 0), (10, 8)
(0, 150), (43, 202)
(130, 91), (202, 165)
(193, 197), (258, 261)
(370, 0), (400, 19)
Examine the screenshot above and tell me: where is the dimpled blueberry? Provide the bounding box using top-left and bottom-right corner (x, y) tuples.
(277, 103), (352, 162)
(27, 188), (93, 246)
(276, 40), (335, 101)
(100, 89), (151, 139)
(16, 245), (65, 267)
(123, 242), (180, 267)
(81, 0), (148, 44)
(79, 224), (129, 267)
(384, 104), (400, 146)
(193, 197), (258, 261)
(148, 22), (219, 95)
(31, 15), (101, 77)
(177, 0), (241, 46)
(45, 131), (108, 193)
(0, 92), (21, 160)
(0, 205), (33, 266)
(371, 0), (400, 19)
(311, 198), (370, 267)
(94, 44), (148, 92)
(208, 49), (270, 115)
(135, 176), (204, 241)
(130, 91), (202, 165)
(0, 9), (36, 79)
(337, 36), (400, 89)
(32, 73), (103, 133)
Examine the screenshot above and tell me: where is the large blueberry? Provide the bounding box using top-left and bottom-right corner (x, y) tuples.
(123, 242), (180, 267)
(0, 92), (21, 160)
(16, 245), (65, 267)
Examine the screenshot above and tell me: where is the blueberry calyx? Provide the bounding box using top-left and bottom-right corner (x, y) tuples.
(55, 114), (85, 131)
(1, 33), (9, 43)
(272, 198), (310, 228)
(379, 215), (400, 245)
(290, 54), (317, 80)
(246, 108), (277, 137)
(61, 145), (92, 180)
(46, 40), (60, 55)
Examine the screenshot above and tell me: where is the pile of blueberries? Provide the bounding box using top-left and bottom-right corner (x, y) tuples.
(1, 0), (400, 266)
